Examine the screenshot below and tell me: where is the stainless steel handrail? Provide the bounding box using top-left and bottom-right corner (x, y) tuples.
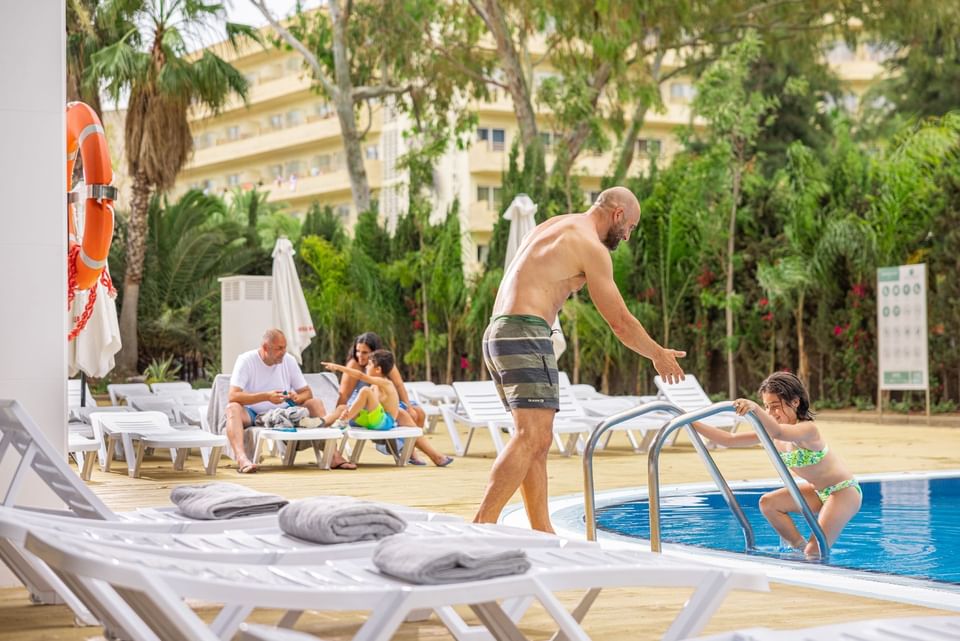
(648, 402), (830, 560)
(583, 401), (685, 541)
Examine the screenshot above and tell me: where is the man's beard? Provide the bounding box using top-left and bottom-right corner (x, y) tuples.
(602, 223), (626, 251)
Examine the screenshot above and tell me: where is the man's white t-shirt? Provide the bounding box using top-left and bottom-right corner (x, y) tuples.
(230, 349), (308, 414)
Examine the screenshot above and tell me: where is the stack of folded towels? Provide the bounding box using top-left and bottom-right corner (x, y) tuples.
(372, 534), (531, 584)
(278, 496), (407, 544)
(170, 482), (289, 520)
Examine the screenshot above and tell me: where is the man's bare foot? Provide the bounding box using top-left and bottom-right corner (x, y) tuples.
(237, 461), (258, 474)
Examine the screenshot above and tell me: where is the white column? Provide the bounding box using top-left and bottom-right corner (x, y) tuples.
(0, 1), (67, 586)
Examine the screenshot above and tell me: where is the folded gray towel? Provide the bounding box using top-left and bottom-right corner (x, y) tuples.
(170, 482), (289, 520)
(372, 534), (531, 584)
(256, 406), (310, 428)
(278, 496), (406, 544)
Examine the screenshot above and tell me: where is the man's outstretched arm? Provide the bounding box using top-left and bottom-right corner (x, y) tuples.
(583, 244), (686, 383)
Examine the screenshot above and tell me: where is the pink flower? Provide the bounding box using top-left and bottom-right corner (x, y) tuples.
(833, 325), (843, 337)
(413, 320), (423, 330)
(762, 312), (774, 322)
(759, 298), (769, 308)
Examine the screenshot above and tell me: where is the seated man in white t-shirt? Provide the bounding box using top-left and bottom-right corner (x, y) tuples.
(225, 328), (357, 473)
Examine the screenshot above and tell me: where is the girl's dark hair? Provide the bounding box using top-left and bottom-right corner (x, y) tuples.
(758, 372), (815, 421)
(347, 332), (382, 363)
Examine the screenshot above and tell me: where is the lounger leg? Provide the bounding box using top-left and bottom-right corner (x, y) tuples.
(282, 441), (297, 467)
(252, 437), (266, 466)
(531, 583), (592, 641)
(635, 431), (657, 454)
(317, 441), (335, 470)
(398, 437), (417, 466)
(548, 589), (601, 641)
(205, 446), (222, 476)
(462, 426), (475, 457)
(351, 592), (412, 641)
(604, 430), (617, 450)
(434, 606), (492, 641)
(277, 610), (303, 628)
(172, 447), (189, 471)
(469, 603), (529, 641)
(660, 571), (734, 641)
(442, 411), (468, 457)
(131, 441), (147, 478)
(210, 604), (255, 639)
(80, 450), (96, 481)
(349, 440), (364, 464)
(101, 436), (116, 472)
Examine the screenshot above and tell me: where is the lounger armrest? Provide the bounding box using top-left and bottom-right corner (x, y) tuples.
(439, 407), (490, 429)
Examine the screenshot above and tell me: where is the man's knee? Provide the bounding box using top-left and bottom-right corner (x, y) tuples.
(513, 417), (555, 453)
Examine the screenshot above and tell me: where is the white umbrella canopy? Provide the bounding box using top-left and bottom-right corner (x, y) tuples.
(271, 237), (315, 363)
(68, 182), (122, 378)
(502, 194), (566, 358)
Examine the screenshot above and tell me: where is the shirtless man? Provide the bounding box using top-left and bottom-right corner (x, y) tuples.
(475, 186), (686, 532)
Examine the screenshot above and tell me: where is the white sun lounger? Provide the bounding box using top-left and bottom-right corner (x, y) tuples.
(25, 525), (768, 641)
(90, 411), (226, 477)
(106, 382), (152, 406)
(150, 381), (193, 395)
(681, 616), (960, 641)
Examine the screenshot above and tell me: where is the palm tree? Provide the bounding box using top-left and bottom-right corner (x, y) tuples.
(90, 0), (255, 373)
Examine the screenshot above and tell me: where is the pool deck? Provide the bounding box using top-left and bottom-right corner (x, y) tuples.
(1, 415), (958, 640)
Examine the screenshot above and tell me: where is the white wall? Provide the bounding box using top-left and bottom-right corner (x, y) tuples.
(0, 1), (67, 585)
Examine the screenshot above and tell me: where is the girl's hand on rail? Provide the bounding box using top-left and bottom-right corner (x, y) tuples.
(731, 398), (758, 416)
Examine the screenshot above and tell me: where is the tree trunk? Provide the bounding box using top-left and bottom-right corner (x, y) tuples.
(549, 63), (613, 182)
(601, 354), (611, 395)
(445, 324), (455, 384)
(474, 0), (539, 149)
(608, 53), (662, 185)
(422, 282), (431, 381)
(116, 170), (152, 374)
(796, 291), (809, 389)
(329, 0), (372, 213)
(725, 157), (742, 398)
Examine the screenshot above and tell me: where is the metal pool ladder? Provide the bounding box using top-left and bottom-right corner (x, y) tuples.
(582, 400), (830, 560)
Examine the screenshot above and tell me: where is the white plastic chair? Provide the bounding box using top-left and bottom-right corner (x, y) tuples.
(253, 427), (346, 469)
(107, 383), (151, 406)
(90, 411), (226, 477)
(681, 616), (960, 641)
(24, 525), (768, 641)
(338, 425), (424, 466)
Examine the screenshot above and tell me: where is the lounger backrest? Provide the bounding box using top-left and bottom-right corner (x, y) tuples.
(169, 390), (206, 405)
(555, 373), (591, 421)
(75, 406), (133, 424)
(92, 412), (173, 436)
(67, 379), (95, 408)
(128, 397), (181, 423)
(303, 373), (340, 410)
(451, 381), (513, 422)
(654, 374), (715, 411)
(107, 383), (151, 406)
(150, 382), (192, 395)
(0, 400), (114, 520)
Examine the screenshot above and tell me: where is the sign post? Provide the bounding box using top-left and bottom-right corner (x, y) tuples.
(876, 264), (930, 418)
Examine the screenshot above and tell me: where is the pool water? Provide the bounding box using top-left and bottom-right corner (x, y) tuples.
(596, 476), (960, 585)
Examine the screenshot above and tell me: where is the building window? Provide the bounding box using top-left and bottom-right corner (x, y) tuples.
(269, 114), (283, 130)
(477, 128), (489, 142)
(315, 102), (332, 118)
(539, 131), (553, 149)
(285, 56), (301, 71)
(365, 145), (379, 160)
(243, 72), (258, 86)
(637, 138), (662, 156)
(285, 160), (303, 177)
(269, 164), (283, 179)
(226, 126), (240, 141)
(202, 179), (215, 194)
(285, 110), (304, 127)
(226, 174), (240, 187)
(669, 82), (695, 103)
(477, 185), (503, 209)
(491, 128), (506, 151)
(477, 243), (489, 264)
(312, 154), (330, 176)
(335, 203), (351, 220)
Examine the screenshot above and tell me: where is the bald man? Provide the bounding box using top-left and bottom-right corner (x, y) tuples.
(476, 186), (686, 532)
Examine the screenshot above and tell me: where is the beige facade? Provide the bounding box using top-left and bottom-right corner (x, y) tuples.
(169, 32), (887, 272)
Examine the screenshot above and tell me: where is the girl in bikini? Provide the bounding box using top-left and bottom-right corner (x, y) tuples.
(692, 372), (861, 557)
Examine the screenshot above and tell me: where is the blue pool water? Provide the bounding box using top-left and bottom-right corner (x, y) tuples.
(596, 476), (960, 585)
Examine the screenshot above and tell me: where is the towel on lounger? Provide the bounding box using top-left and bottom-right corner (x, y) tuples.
(278, 496), (406, 543)
(372, 534), (530, 584)
(170, 482), (289, 520)
(256, 406), (310, 428)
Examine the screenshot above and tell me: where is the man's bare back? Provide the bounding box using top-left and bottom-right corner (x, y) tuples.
(493, 214), (596, 323)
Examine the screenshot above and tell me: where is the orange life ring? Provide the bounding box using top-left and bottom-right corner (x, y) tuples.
(66, 101), (115, 291)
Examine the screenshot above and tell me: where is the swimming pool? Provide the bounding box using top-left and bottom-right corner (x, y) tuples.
(503, 470), (960, 610)
(596, 475), (959, 585)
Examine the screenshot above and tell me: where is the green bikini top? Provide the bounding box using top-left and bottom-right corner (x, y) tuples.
(779, 444), (829, 468)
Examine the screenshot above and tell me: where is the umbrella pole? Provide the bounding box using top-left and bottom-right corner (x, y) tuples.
(80, 372), (87, 407)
